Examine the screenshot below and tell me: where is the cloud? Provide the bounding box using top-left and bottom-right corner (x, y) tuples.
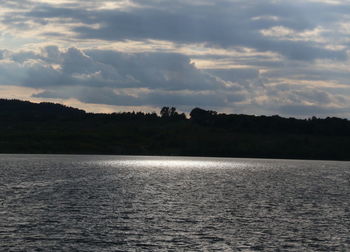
(0, 45), (349, 117)
(0, 47), (246, 108)
(1, 1), (350, 117)
(34, 87), (242, 107)
(2, 0), (348, 61)
(0, 47), (225, 90)
(278, 104), (347, 117)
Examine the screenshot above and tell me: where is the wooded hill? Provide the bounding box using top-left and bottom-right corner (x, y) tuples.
(1, 99), (350, 161)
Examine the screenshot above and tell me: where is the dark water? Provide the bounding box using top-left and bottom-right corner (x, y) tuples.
(0, 155), (349, 251)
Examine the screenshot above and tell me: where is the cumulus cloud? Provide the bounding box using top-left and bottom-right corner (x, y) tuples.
(0, 47), (246, 108)
(0, 44), (349, 117)
(0, 47), (225, 90)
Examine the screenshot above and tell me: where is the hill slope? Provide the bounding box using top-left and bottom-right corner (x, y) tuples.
(0, 99), (350, 160)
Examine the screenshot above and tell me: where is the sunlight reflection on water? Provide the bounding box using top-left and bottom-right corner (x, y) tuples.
(97, 157), (252, 170)
(0, 155), (349, 251)
(121, 159), (217, 169)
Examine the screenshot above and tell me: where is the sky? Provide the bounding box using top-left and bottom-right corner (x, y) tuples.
(1, 0), (350, 117)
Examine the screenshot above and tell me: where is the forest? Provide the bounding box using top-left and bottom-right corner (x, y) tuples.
(0, 99), (350, 161)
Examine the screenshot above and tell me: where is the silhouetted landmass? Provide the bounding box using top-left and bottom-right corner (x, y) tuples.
(1, 99), (350, 160)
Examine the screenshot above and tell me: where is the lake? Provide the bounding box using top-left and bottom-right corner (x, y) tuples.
(0, 155), (349, 251)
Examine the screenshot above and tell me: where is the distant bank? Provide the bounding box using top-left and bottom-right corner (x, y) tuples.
(0, 99), (350, 161)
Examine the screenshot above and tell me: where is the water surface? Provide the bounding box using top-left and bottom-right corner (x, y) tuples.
(0, 155), (349, 251)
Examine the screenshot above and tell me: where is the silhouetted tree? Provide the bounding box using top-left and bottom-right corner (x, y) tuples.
(160, 107), (170, 118)
(160, 106), (185, 120)
(190, 107), (217, 124)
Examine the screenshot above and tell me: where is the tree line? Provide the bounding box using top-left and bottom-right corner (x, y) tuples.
(0, 99), (350, 160)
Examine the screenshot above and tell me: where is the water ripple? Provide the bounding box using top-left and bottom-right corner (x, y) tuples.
(0, 154), (349, 251)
